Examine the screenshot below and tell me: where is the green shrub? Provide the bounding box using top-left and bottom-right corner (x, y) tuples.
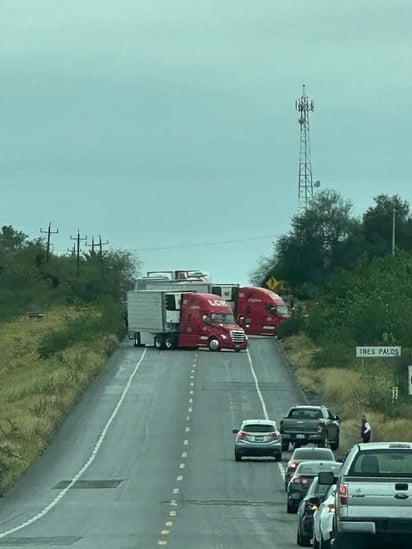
(276, 313), (305, 339)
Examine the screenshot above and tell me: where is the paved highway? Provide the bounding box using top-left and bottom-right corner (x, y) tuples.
(0, 337), (308, 548)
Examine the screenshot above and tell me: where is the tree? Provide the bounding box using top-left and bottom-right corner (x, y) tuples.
(274, 190), (360, 287)
(362, 194), (412, 257)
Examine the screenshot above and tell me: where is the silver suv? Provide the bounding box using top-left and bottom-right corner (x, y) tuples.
(232, 419), (282, 462)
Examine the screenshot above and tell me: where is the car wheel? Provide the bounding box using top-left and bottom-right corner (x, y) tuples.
(318, 440), (326, 448)
(313, 537), (320, 549)
(235, 452), (241, 462)
(287, 501), (295, 513)
(164, 334), (176, 350)
(330, 438), (339, 451)
(319, 536), (330, 549)
(154, 335), (164, 350)
(274, 453), (282, 462)
(208, 337), (220, 351)
(297, 529), (311, 547)
(281, 441), (289, 452)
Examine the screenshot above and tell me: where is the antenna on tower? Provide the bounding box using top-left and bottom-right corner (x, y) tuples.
(296, 84), (317, 210)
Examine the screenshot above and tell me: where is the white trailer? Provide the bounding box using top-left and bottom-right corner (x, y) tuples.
(127, 290), (181, 347)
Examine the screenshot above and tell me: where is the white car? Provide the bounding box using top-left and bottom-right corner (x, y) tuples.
(312, 483), (336, 549)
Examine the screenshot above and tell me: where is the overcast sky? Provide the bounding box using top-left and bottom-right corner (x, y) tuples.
(1, 1), (411, 284)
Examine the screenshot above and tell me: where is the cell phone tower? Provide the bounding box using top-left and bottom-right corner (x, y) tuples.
(296, 84), (317, 210)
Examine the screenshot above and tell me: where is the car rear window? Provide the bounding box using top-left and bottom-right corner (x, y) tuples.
(294, 449), (335, 460)
(243, 424), (275, 433)
(297, 462), (341, 475)
(349, 449), (412, 477)
(289, 408), (323, 419)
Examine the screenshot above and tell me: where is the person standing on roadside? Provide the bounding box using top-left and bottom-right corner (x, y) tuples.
(361, 414), (372, 443)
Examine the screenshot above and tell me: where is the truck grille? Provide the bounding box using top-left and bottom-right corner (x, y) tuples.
(230, 330), (245, 343)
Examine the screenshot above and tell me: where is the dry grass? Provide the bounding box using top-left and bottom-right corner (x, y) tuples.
(282, 334), (412, 454)
(0, 307), (118, 494)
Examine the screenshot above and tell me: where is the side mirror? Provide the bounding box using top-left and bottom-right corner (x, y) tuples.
(307, 496), (321, 506)
(334, 415), (341, 422)
(232, 428), (239, 434)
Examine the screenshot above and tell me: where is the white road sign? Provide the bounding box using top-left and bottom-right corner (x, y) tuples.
(356, 346), (401, 358)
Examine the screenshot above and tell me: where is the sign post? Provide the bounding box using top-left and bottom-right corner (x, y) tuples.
(408, 366), (412, 396)
(356, 346), (401, 405)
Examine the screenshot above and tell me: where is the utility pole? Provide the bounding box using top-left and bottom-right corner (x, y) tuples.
(296, 84), (317, 210)
(86, 235), (108, 278)
(392, 207), (396, 257)
(70, 230), (87, 278)
(40, 222), (58, 263)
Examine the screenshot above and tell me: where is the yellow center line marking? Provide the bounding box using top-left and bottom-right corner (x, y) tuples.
(176, 475), (183, 481)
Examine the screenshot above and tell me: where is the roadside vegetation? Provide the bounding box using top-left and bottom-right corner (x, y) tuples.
(251, 191), (412, 454)
(0, 226), (138, 494)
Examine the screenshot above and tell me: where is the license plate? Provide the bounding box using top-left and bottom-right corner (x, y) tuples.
(255, 436), (263, 442)
(296, 434), (305, 439)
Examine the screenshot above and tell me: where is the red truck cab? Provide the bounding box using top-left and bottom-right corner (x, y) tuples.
(178, 293), (248, 352)
(235, 287), (289, 336)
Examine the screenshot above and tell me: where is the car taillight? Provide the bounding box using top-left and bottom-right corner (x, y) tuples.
(272, 431), (281, 440)
(288, 461), (297, 472)
(292, 476), (309, 485)
(237, 431), (247, 439)
(339, 483), (348, 505)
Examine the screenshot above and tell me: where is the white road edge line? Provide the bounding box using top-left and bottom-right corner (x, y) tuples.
(0, 348), (148, 539)
(246, 349), (285, 481)
(246, 349), (269, 420)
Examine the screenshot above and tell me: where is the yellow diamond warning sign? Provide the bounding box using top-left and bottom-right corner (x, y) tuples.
(265, 276), (280, 290)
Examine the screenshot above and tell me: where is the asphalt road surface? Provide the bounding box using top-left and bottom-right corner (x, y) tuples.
(0, 337), (309, 548)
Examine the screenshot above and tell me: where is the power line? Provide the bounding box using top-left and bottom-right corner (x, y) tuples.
(130, 234), (279, 252)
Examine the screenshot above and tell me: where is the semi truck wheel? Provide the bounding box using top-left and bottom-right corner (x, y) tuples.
(164, 334), (176, 350)
(154, 335), (164, 350)
(133, 332), (141, 347)
(208, 337), (220, 351)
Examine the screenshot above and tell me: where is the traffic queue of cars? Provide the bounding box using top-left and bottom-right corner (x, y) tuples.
(232, 410), (342, 548)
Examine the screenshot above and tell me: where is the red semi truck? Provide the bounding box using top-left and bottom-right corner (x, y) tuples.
(134, 272), (289, 336)
(127, 289), (248, 352)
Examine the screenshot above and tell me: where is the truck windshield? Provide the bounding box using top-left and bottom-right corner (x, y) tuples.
(267, 304), (289, 316)
(209, 313), (235, 324)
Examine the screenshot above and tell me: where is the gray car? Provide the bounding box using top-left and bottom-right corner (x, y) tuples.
(232, 419), (282, 461)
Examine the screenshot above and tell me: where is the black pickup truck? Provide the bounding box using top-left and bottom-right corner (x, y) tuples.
(279, 405), (340, 451)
